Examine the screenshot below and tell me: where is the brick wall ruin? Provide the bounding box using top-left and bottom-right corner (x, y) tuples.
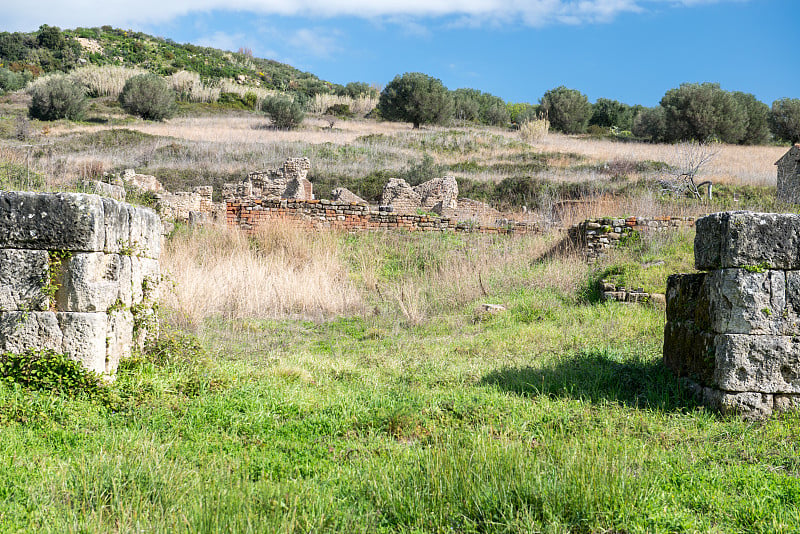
(227, 198), (538, 236)
(0, 192), (161, 378)
(569, 216), (696, 262)
(664, 211), (800, 418)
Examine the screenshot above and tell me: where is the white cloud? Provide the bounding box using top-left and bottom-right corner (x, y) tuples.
(4, 0), (746, 32)
(287, 28), (342, 58)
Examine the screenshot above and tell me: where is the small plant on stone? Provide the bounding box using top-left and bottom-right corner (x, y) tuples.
(0, 349), (115, 406)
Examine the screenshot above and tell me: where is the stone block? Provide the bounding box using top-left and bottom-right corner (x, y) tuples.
(663, 321), (716, 384)
(0, 192), (104, 251)
(0, 249), (50, 312)
(55, 253), (132, 312)
(128, 205), (162, 259)
(695, 211), (800, 270)
(131, 257), (160, 305)
(101, 197), (130, 254)
(705, 268), (786, 335)
(57, 312), (107, 375)
(0, 311), (62, 353)
(713, 334), (800, 393)
(666, 273), (711, 330)
(107, 310), (133, 374)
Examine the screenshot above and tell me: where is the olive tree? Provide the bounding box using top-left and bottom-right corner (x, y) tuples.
(771, 98), (800, 143)
(378, 72), (453, 129)
(539, 86), (592, 134)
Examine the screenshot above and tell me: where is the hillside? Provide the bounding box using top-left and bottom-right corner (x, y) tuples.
(0, 24), (336, 97)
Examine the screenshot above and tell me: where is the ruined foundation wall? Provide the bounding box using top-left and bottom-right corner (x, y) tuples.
(664, 211), (800, 418)
(0, 192), (161, 378)
(569, 216), (696, 262)
(227, 198), (538, 236)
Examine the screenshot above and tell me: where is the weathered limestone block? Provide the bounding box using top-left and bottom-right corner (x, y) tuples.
(87, 180), (126, 201)
(695, 211), (800, 270)
(713, 334), (800, 393)
(0, 249), (50, 311)
(57, 312), (107, 375)
(331, 187), (367, 205)
(131, 256), (161, 305)
(107, 310), (133, 374)
(55, 253), (132, 312)
(705, 268), (786, 335)
(128, 205), (162, 259)
(123, 169), (164, 194)
(666, 273), (711, 329)
(663, 321), (716, 384)
(0, 311), (63, 353)
(0, 192), (105, 251)
(101, 197), (130, 254)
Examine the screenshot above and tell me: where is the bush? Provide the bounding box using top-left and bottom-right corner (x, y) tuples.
(260, 96), (305, 129)
(119, 73), (177, 121)
(28, 74), (87, 121)
(770, 98), (800, 143)
(590, 98), (638, 131)
(378, 72), (453, 129)
(539, 86), (592, 134)
(0, 67), (29, 93)
(0, 349), (113, 404)
(732, 91), (770, 145)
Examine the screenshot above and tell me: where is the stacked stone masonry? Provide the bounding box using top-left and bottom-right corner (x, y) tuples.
(0, 192), (161, 378)
(569, 216), (696, 262)
(776, 144), (800, 204)
(664, 211), (800, 418)
(226, 198), (538, 236)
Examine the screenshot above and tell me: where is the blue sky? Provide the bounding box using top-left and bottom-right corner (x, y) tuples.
(5, 0), (797, 106)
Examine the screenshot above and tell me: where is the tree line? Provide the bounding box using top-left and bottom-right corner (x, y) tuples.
(377, 73), (800, 144)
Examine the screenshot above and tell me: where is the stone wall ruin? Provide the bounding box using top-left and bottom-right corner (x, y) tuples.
(664, 211), (800, 418)
(776, 144), (800, 204)
(0, 192), (161, 378)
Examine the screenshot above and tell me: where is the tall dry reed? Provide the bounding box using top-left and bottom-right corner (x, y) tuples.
(161, 223), (363, 328)
(69, 65), (147, 98)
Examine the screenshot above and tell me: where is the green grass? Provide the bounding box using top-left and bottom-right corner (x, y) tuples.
(4, 230), (800, 532)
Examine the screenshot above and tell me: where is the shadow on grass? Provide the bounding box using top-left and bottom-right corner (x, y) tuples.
(481, 348), (696, 413)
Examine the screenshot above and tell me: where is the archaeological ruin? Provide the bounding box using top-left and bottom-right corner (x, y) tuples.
(0, 192), (161, 378)
(664, 211), (800, 418)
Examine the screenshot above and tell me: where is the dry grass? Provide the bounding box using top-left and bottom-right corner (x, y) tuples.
(70, 66), (147, 98)
(161, 223), (363, 328)
(529, 133), (785, 186)
(308, 93), (379, 117)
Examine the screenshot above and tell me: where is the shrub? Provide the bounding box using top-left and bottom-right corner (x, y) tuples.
(0, 349), (113, 404)
(770, 98), (800, 143)
(0, 67), (28, 93)
(28, 74), (87, 121)
(261, 96), (305, 129)
(539, 86), (592, 134)
(119, 73), (177, 121)
(325, 103), (353, 118)
(378, 72), (453, 129)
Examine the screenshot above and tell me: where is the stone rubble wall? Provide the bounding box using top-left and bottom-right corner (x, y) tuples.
(227, 198), (538, 236)
(0, 192), (161, 378)
(569, 216), (696, 262)
(664, 211), (800, 418)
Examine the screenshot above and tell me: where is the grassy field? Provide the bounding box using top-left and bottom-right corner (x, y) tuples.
(2, 97), (800, 532)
